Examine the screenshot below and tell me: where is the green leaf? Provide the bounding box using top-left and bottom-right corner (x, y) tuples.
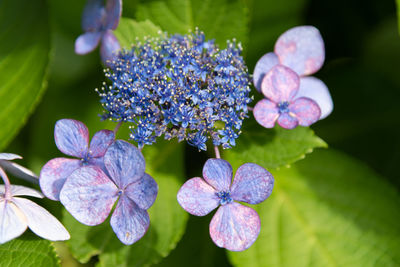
(228, 149), (400, 266)
(397, 0), (400, 35)
(0, 231), (60, 267)
(224, 120), (327, 170)
(64, 140), (188, 266)
(136, 0), (249, 47)
(114, 18), (162, 49)
(0, 0), (50, 150)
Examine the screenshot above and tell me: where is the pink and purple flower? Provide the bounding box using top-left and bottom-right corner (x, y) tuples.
(177, 158), (274, 251)
(39, 119), (115, 200)
(59, 140), (158, 245)
(253, 65), (322, 129)
(253, 26), (333, 123)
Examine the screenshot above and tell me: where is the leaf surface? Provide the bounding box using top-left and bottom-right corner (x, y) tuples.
(0, 232), (60, 267)
(136, 0), (249, 47)
(228, 149), (400, 267)
(225, 120), (327, 170)
(114, 18), (162, 49)
(0, 0), (51, 149)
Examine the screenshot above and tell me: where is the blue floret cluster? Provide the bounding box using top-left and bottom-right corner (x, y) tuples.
(98, 30), (252, 150)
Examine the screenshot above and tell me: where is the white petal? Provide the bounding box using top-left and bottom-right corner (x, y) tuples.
(0, 199), (27, 244)
(0, 185), (43, 198)
(11, 185), (43, 198)
(0, 161), (38, 184)
(0, 153), (22, 160)
(13, 197), (70, 241)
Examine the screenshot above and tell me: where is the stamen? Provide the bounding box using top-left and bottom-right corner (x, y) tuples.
(216, 191), (233, 205)
(277, 101), (290, 114)
(97, 30), (252, 151)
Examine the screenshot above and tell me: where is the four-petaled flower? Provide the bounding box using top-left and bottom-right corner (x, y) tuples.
(253, 65), (322, 129)
(0, 154), (70, 244)
(253, 26), (333, 121)
(177, 158), (274, 251)
(40, 119), (115, 200)
(60, 140), (158, 245)
(75, 0), (122, 63)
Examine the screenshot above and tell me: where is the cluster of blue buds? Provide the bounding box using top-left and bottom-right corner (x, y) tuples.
(97, 30), (252, 150)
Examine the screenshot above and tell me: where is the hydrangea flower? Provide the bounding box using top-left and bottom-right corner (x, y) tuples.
(0, 154), (70, 244)
(75, 0), (122, 63)
(98, 30), (252, 150)
(253, 65), (321, 129)
(40, 119), (115, 200)
(60, 140), (158, 245)
(177, 158), (274, 251)
(253, 26), (333, 120)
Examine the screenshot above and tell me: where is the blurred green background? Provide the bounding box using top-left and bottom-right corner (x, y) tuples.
(1, 0), (399, 266)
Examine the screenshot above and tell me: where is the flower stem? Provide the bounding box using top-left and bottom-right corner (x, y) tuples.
(0, 167), (12, 200)
(114, 121), (123, 135)
(214, 146), (221, 159)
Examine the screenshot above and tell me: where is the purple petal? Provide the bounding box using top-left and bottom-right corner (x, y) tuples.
(39, 158), (81, 201)
(290, 97), (321, 126)
(0, 153), (22, 160)
(209, 203), (261, 251)
(104, 140), (145, 189)
(105, 0), (122, 30)
(275, 26), (325, 76)
(110, 194), (150, 245)
(0, 200), (27, 244)
(82, 0), (106, 32)
(231, 163), (274, 204)
(54, 119), (89, 158)
(100, 30), (121, 64)
(203, 158), (232, 192)
(277, 113), (298, 129)
(59, 166), (118, 226)
(87, 156), (108, 175)
(12, 197), (70, 241)
(261, 65), (300, 103)
(253, 99), (279, 128)
(89, 130), (115, 158)
(75, 32), (102, 55)
(177, 177), (220, 216)
(0, 160), (38, 183)
(297, 77), (333, 119)
(253, 52), (279, 92)
(125, 173), (158, 210)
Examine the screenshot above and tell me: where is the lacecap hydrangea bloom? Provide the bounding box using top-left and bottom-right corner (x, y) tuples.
(253, 26), (333, 129)
(75, 0), (122, 63)
(97, 30), (252, 150)
(60, 140), (158, 245)
(40, 119), (115, 200)
(177, 159), (274, 251)
(0, 153), (70, 244)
